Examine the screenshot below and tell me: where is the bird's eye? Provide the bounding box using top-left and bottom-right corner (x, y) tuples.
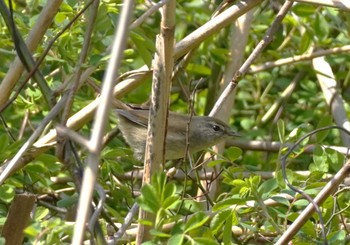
(212, 125), (221, 131)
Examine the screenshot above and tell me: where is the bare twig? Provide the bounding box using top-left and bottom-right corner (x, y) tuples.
(261, 71), (304, 124)
(295, 0), (350, 10)
(249, 45), (350, 73)
(114, 203), (139, 240)
(72, 1), (134, 244)
(56, 125), (90, 150)
(130, 0), (170, 29)
(201, 10), (254, 201)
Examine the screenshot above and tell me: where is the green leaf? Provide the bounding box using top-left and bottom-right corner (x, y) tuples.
(34, 207), (49, 220)
(142, 241), (157, 245)
(163, 182), (176, 201)
(292, 4), (316, 17)
(299, 31), (312, 54)
(57, 195), (78, 208)
(240, 118), (255, 130)
(163, 196), (180, 210)
(54, 12), (67, 25)
(224, 147), (242, 162)
(223, 212), (232, 245)
(24, 222), (41, 237)
(328, 230), (346, 244)
(270, 196), (290, 207)
(186, 63), (212, 76)
(207, 159), (227, 167)
(0, 134), (9, 152)
(213, 197), (246, 212)
(326, 148), (344, 172)
(258, 178), (277, 196)
(277, 119), (285, 143)
(210, 209), (232, 234)
(300, 220), (316, 236)
(0, 185), (15, 203)
(167, 234), (184, 245)
(130, 31), (153, 67)
(137, 184), (159, 213)
(184, 212), (210, 233)
(192, 237), (219, 245)
(149, 229), (171, 238)
(239, 186), (251, 198)
(276, 169), (295, 188)
(210, 48), (229, 63)
(249, 175), (261, 191)
(230, 179), (246, 187)
(310, 145), (329, 173)
(314, 13), (329, 41)
(293, 199), (309, 207)
(315, 115), (333, 142)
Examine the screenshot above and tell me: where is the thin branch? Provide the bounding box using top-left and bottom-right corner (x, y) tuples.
(114, 203), (139, 240)
(174, 0), (263, 60)
(72, 1), (134, 244)
(295, 0), (350, 10)
(249, 45), (350, 73)
(116, 169), (334, 181)
(57, 0), (99, 163)
(0, 94), (68, 185)
(276, 160), (350, 245)
(130, 0), (170, 29)
(261, 71), (304, 124)
(210, 0), (294, 117)
(313, 56), (350, 147)
(55, 125), (90, 150)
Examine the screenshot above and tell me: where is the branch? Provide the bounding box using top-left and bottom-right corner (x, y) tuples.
(72, 1), (134, 244)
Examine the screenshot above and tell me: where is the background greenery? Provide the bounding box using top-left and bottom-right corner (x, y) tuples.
(0, 0), (350, 244)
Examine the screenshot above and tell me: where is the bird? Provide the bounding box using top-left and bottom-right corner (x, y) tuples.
(115, 108), (239, 160)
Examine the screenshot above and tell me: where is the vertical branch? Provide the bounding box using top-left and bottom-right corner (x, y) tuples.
(312, 56), (350, 147)
(136, 0), (175, 243)
(57, 0), (100, 162)
(71, 1), (134, 244)
(200, 10), (254, 200)
(61, 0), (100, 124)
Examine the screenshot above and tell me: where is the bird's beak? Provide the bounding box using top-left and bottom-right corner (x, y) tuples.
(228, 130), (241, 137)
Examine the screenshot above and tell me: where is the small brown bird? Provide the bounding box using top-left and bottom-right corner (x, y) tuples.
(116, 108), (239, 160)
